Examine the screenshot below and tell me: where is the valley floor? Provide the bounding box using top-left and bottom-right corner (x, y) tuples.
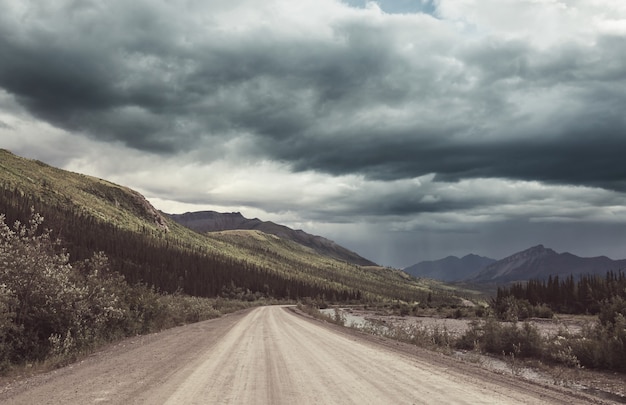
(0, 306), (608, 404)
(322, 307), (626, 403)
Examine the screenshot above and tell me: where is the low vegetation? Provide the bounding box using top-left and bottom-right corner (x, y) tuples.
(302, 277), (626, 375)
(0, 212), (255, 374)
(492, 272), (626, 372)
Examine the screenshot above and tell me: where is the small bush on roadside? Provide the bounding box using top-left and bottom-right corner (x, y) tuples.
(455, 320), (483, 351)
(568, 298), (626, 372)
(543, 332), (580, 368)
(474, 306), (486, 318)
(333, 308), (346, 326)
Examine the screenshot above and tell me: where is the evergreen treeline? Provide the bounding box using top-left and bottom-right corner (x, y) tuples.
(490, 271), (626, 372)
(494, 271), (626, 316)
(0, 184), (365, 302)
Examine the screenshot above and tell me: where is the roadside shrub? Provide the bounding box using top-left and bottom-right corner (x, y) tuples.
(452, 308), (464, 319)
(533, 326), (579, 368)
(0, 212), (83, 362)
(569, 301), (626, 372)
(493, 296), (522, 321)
(159, 294), (221, 325)
(397, 303), (411, 316)
(493, 297), (554, 321)
(474, 306), (486, 318)
(509, 322), (543, 357)
(455, 320), (483, 350)
(333, 308), (346, 326)
(598, 296), (626, 330)
(534, 304), (554, 319)
(72, 253), (131, 344)
(428, 324), (452, 348)
(0, 212), (253, 371)
(458, 318), (543, 358)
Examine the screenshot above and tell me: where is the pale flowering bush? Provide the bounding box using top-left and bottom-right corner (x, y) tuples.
(0, 212), (133, 365)
(0, 212), (80, 362)
(72, 252), (130, 342)
(0, 211), (252, 371)
(544, 333), (580, 368)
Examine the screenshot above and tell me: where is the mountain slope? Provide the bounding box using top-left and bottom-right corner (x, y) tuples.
(0, 149), (439, 303)
(168, 211), (376, 266)
(470, 245), (626, 283)
(404, 254), (496, 282)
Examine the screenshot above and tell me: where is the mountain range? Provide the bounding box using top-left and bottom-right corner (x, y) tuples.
(405, 245), (626, 284)
(403, 254), (495, 282)
(470, 244), (626, 283)
(168, 211), (376, 266)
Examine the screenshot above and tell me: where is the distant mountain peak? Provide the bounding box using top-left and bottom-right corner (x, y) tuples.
(470, 245), (626, 284)
(403, 254), (496, 282)
(528, 244), (551, 253)
(506, 244), (555, 259)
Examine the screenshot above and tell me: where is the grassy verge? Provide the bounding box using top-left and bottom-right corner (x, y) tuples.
(5, 296), (269, 379)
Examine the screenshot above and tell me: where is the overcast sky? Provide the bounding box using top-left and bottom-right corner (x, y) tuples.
(1, 0), (626, 268)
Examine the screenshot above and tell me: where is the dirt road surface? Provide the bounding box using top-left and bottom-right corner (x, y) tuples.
(0, 306), (608, 404)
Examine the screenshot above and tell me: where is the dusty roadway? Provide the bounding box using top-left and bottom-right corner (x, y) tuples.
(0, 306), (607, 404)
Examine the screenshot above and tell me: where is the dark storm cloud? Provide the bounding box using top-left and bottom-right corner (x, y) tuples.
(257, 31), (626, 191)
(1, 0), (626, 191)
(0, 2), (404, 149)
(279, 120), (626, 191)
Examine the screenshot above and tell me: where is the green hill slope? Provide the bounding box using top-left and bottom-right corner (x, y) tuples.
(0, 149), (446, 303)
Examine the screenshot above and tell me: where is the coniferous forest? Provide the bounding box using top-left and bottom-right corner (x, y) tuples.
(0, 184), (361, 301)
(487, 272), (626, 372)
(494, 272), (626, 316)
(0, 149), (441, 305)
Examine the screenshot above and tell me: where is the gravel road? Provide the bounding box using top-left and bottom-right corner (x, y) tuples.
(0, 306), (608, 404)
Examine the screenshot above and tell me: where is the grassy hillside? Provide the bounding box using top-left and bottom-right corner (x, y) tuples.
(0, 149), (451, 303)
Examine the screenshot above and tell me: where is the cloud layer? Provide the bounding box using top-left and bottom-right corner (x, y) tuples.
(1, 0), (626, 266)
